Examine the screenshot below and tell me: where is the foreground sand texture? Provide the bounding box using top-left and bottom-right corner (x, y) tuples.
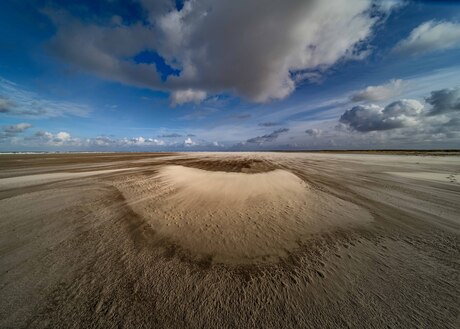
(0, 152), (459, 328)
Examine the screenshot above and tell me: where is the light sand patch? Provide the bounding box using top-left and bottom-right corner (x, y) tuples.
(0, 168), (137, 190)
(387, 172), (459, 184)
(116, 165), (373, 264)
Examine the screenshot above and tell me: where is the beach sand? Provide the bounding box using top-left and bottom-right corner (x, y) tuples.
(0, 152), (459, 328)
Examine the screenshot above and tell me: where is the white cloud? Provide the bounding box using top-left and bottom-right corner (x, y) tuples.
(28, 130), (79, 146)
(45, 0), (397, 104)
(170, 89), (207, 106)
(393, 20), (460, 56)
(351, 79), (405, 102)
(56, 131), (71, 141)
(184, 137), (195, 146)
(305, 128), (322, 137)
(126, 136), (166, 146)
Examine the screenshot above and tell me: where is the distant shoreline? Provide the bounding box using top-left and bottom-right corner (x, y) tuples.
(1, 149), (460, 156)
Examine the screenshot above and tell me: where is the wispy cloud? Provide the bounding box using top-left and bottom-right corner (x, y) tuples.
(258, 122), (281, 127)
(393, 20), (460, 56)
(246, 128), (289, 144)
(179, 108), (219, 121)
(0, 122), (32, 139)
(0, 78), (91, 118)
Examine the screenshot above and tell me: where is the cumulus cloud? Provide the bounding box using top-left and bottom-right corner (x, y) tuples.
(27, 130), (79, 146)
(87, 136), (118, 147)
(0, 78), (90, 117)
(184, 137), (195, 146)
(340, 99), (424, 132)
(44, 0), (397, 104)
(246, 128), (289, 144)
(305, 128), (322, 137)
(384, 99), (424, 117)
(85, 136), (166, 147)
(425, 87), (460, 115)
(129, 137), (165, 146)
(339, 86), (460, 142)
(170, 89), (207, 106)
(351, 79), (405, 102)
(55, 131), (71, 141)
(393, 21), (460, 56)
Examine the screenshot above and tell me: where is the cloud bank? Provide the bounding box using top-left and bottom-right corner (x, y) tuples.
(340, 100), (423, 132)
(339, 88), (460, 142)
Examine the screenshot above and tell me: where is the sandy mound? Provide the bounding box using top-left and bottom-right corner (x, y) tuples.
(117, 165), (372, 264)
(158, 165), (306, 202)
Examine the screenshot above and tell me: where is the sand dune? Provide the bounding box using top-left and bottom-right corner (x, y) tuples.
(0, 152), (458, 328)
(116, 165), (372, 264)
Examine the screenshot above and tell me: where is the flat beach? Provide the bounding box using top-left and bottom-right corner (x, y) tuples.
(0, 152), (459, 328)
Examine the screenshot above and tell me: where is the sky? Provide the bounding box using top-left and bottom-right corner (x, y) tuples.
(0, 0), (460, 151)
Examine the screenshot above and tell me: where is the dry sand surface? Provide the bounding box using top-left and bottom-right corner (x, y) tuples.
(0, 152), (459, 328)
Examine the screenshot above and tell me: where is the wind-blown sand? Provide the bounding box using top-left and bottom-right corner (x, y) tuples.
(0, 152), (459, 328)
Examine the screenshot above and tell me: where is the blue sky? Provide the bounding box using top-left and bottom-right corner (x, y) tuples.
(0, 0), (459, 151)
